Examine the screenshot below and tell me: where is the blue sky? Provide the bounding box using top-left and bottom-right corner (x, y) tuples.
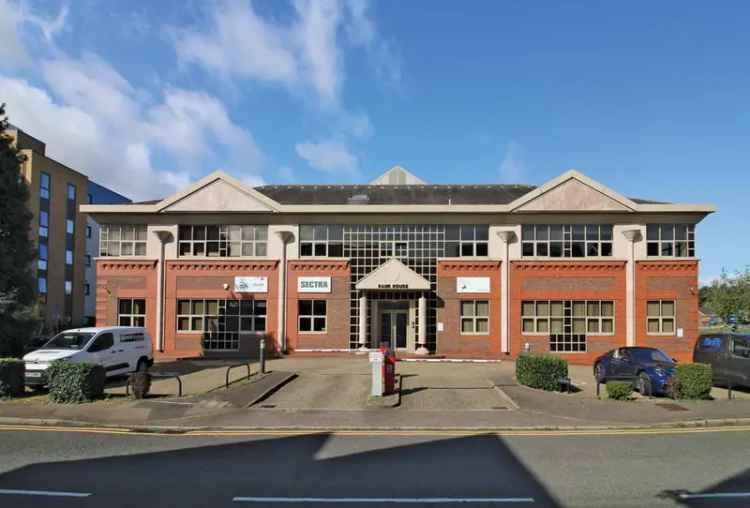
(1, 1), (747, 282)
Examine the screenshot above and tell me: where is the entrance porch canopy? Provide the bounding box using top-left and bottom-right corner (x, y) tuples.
(355, 258), (430, 291)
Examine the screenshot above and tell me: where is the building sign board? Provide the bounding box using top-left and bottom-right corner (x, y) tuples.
(298, 276), (332, 293)
(377, 283), (409, 289)
(234, 276), (268, 293)
(456, 277), (490, 293)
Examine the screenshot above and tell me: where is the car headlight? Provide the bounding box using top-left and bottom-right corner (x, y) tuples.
(654, 368), (666, 376)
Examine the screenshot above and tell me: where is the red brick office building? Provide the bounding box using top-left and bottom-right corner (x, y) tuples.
(82, 167), (713, 364)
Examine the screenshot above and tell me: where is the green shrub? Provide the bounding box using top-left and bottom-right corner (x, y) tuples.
(516, 353), (568, 391)
(0, 358), (25, 398)
(672, 363), (712, 400)
(47, 361), (106, 403)
(606, 381), (633, 401)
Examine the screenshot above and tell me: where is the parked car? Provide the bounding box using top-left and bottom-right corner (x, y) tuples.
(693, 334), (750, 389)
(22, 327), (153, 388)
(593, 347), (677, 395)
(23, 335), (51, 354)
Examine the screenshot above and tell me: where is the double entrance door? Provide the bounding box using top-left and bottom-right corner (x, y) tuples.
(380, 310), (408, 350)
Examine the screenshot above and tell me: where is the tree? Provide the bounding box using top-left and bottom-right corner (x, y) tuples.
(704, 268), (750, 326)
(0, 104), (40, 356)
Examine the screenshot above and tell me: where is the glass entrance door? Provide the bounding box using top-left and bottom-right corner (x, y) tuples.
(380, 310), (408, 349)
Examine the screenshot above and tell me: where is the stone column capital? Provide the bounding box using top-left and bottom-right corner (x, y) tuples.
(621, 229), (642, 243)
(497, 230), (517, 244)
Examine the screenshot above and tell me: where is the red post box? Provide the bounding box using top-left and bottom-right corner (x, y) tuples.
(379, 342), (396, 395)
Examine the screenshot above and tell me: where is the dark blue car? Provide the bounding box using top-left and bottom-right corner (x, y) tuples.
(593, 347), (677, 395)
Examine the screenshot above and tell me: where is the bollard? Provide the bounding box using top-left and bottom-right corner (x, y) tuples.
(259, 339), (266, 374)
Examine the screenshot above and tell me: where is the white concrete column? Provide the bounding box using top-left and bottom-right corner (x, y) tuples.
(152, 230), (174, 353)
(497, 230), (517, 354)
(358, 294), (368, 351)
(416, 295), (428, 355)
(622, 229), (642, 347)
(275, 231), (295, 354)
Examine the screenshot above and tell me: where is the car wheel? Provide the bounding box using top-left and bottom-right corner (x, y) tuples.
(638, 372), (652, 396)
(136, 358), (149, 372)
(594, 363), (606, 383)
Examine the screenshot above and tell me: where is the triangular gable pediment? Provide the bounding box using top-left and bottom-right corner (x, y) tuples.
(356, 258), (431, 290)
(157, 171), (278, 213)
(510, 170), (636, 212)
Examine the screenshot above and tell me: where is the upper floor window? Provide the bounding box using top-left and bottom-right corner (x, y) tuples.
(521, 224), (613, 258)
(100, 224), (147, 256)
(300, 225), (343, 257)
(38, 244), (48, 271)
(66, 219), (74, 235)
(67, 183), (76, 201)
(66, 249), (73, 265)
(446, 225), (489, 257)
(646, 224), (695, 257)
(39, 211), (49, 238)
(40, 172), (50, 199)
(178, 225), (268, 257)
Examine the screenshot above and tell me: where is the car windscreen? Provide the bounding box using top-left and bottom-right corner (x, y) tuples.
(631, 349), (674, 364)
(41, 332), (95, 350)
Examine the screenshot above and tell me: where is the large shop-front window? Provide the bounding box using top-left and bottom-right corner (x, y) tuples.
(646, 224), (695, 257)
(178, 225), (268, 257)
(522, 300), (615, 353)
(521, 225), (613, 258)
(177, 299), (267, 351)
(299, 224), (489, 258)
(118, 298), (146, 327)
(100, 225), (147, 256)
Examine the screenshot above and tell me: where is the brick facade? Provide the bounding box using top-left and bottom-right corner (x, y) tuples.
(96, 259), (158, 337)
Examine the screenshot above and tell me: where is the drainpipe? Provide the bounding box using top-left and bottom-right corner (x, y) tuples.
(622, 229), (642, 347)
(275, 231), (295, 354)
(497, 230), (517, 355)
(153, 230), (174, 353)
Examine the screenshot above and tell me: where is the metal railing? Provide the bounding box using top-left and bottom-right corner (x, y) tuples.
(225, 362), (253, 389)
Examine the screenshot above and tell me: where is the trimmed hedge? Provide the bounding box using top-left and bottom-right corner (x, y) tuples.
(671, 363), (712, 400)
(516, 353), (568, 391)
(47, 361), (106, 403)
(606, 381), (633, 401)
(0, 358), (25, 398)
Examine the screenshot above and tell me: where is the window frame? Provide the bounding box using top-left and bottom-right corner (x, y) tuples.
(298, 299), (327, 333)
(459, 299), (490, 335)
(99, 224), (148, 257)
(86, 225), (92, 239)
(66, 219), (75, 235)
(118, 298), (146, 327)
(177, 225), (268, 258)
(84, 283), (90, 296)
(299, 225), (344, 258)
(64, 280), (72, 295)
(646, 300), (677, 335)
(521, 300), (615, 337)
(521, 224), (614, 259)
(39, 210), (49, 238)
(175, 299), (267, 351)
(38, 277), (47, 294)
(40, 172), (50, 200)
(66, 249), (73, 266)
(646, 224), (695, 258)
(38, 244), (48, 271)
(67, 183), (76, 201)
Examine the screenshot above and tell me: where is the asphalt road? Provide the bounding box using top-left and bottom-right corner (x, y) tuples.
(0, 427), (749, 507)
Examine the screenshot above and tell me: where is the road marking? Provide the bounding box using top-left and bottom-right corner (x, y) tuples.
(0, 489), (91, 498)
(1, 423), (750, 438)
(233, 496), (534, 504)
(678, 492), (750, 499)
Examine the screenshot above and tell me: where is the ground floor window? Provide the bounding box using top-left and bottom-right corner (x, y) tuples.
(521, 300), (615, 353)
(299, 300), (326, 332)
(647, 300), (675, 334)
(118, 298), (146, 326)
(460, 300), (489, 334)
(176, 299), (267, 351)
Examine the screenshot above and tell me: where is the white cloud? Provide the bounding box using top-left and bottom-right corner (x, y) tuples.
(498, 140), (524, 183)
(0, 0), (67, 67)
(295, 138), (359, 176)
(344, 0), (401, 86)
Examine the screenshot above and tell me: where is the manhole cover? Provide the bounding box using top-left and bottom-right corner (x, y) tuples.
(655, 403), (689, 412)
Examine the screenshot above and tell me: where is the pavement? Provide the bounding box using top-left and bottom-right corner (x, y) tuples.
(2, 426), (750, 507)
(2, 356), (750, 431)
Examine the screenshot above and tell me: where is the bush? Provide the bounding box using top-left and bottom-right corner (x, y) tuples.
(606, 381), (633, 401)
(0, 358), (25, 398)
(671, 363), (713, 400)
(516, 353), (568, 391)
(47, 361), (106, 403)
(129, 371), (151, 399)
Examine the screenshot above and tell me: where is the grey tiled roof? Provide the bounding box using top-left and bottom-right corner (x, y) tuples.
(254, 184), (538, 205)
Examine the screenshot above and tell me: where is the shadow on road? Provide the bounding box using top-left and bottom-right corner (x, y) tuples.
(661, 467), (750, 507)
(0, 433), (561, 507)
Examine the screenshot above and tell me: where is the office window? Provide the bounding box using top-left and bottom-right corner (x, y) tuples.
(38, 244), (48, 271)
(100, 225), (148, 256)
(647, 300), (676, 334)
(460, 300), (489, 334)
(67, 183), (76, 201)
(40, 172), (50, 199)
(39, 211), (49, 238)
(66, 249), (73, 265)
(521, 224), (613, 258)
(298, 300), (327, 332)
(176, 299), (267, 351)
(522, 300), (614, 335)
(66, 219), (74, 235)
(178, 225), (268, 257)
(118, 298), (146, 327)
(84, 284), (90, 296)
(444, 225), (489, 257)
(646, 224), (695, 257)
(299, 225), (344, 257)
(85, 254), (91, 267)
(38, 277), (47, 294)
(65, 280), (72, 295)
(86, 225), (92, 238)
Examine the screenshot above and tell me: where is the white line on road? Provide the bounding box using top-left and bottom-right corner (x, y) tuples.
(233, 497), (534, 504)
(0, 489), (91, 498)
(678, 492), (750, 499)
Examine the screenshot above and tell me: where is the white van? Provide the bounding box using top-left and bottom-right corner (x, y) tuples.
(23, 327), (154, 387)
